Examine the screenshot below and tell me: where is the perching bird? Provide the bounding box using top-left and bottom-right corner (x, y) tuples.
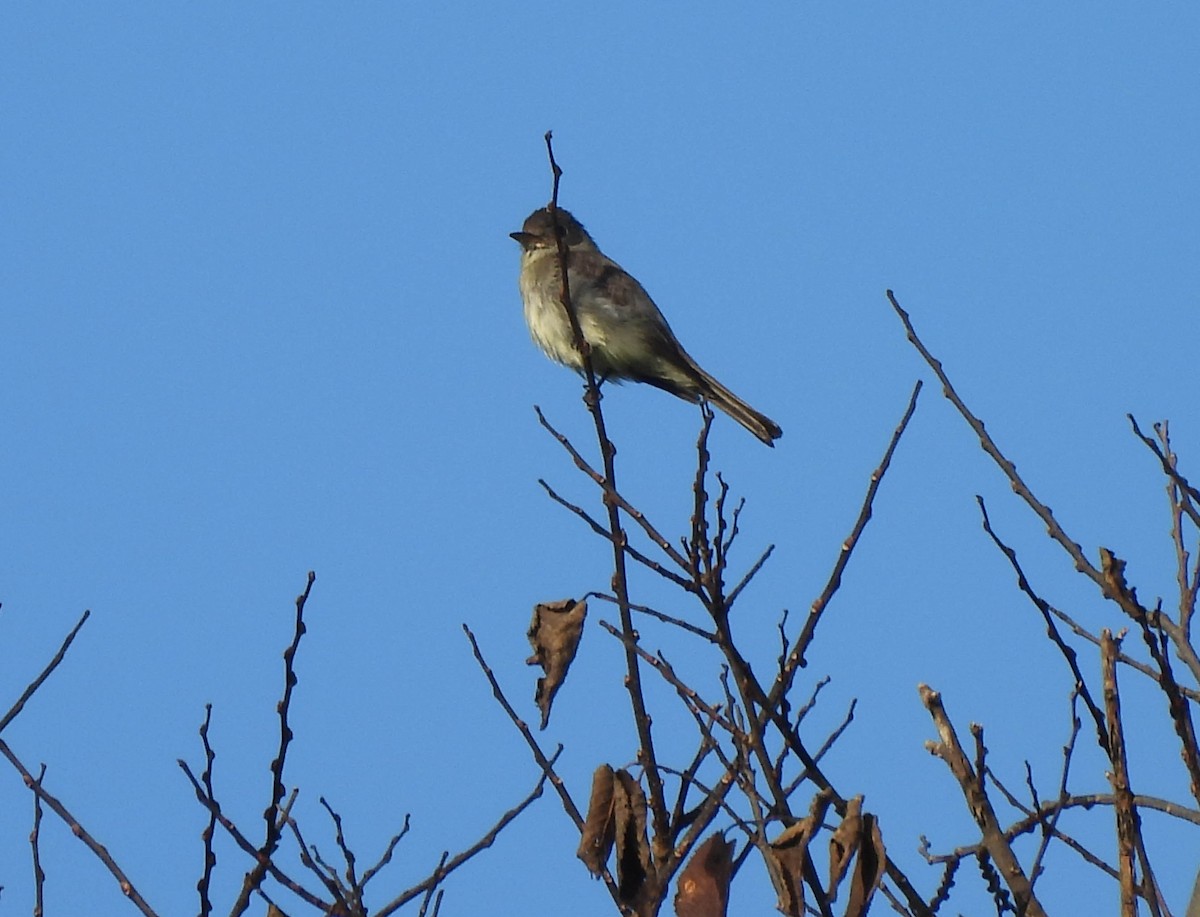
(510, 207), (782, 446)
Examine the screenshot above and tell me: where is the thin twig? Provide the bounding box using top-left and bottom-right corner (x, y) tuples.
(416, 852), (448, 917)
(778, 379), (921, 681)
(32, 763), (47, 917)
(1029, 692), (1081, 885)
(541, 134), (672, 881)
(0, 737), (159, 917)
(1102, 630), (1139, 916)
(535, 408), (695, 580)
(230, 570), (316, 917)
(319, 797), (361, 909)
(464, 626), (582, 823)
(178, 760), (328, 909)
(538, 477), (694, 591)
(360, 814), (411, 888)
(726, 544), (776, 609)
(1042, 603), (1200, 702)
(589, 591), (715, 641)
(286, 809), (346, 903)
(889, 291), (1200, 684)
(920, 684), (1046, 917)
(0, 610), (90, 734)
(597, 620), (739, 736)
(1129, 415), (1200, 528)
(196, 704), (218, 917)
(375, 754), (557, 917)
(977, 496), (1111, 756)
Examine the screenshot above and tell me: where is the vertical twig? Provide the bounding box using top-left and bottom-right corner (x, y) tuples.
(32, 763), (47, 917)
(541, 134), (672, 884)
(1102, 630), (1140, 917)
(0, 738), (159, 917)
(920, 684), (1046, 917)
(196, 704), (218, 917)
(230, 570), (316, 917)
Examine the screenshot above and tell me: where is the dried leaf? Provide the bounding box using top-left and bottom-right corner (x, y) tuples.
(614, 769), (653, 905)
(674, 834), (734, 917)
(526, 598), (587, 729)
(577, 764), (616, 877)
(768, 792), (831, 916)
(828, 795), (864, 897)
(844, 814), (886, 917)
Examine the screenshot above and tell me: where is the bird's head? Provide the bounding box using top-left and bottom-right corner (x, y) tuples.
(509, 207), (597, 253)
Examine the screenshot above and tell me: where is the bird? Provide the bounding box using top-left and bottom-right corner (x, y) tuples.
(510, 207), (782, 446)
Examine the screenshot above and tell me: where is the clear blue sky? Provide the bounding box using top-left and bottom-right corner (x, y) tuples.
(1, 5), (1196, 914)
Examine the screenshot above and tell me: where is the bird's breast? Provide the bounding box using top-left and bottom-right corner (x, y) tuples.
(520, 255), (585, 369)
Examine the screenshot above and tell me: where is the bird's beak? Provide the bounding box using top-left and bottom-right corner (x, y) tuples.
(509, 231), (533, 249)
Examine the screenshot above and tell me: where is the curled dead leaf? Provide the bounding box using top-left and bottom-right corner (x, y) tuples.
(674, 833), (734, 917)
(828, 795), (864, 896)
(577, 764), (616, 877)
(767, 791), (832, 916)
(827, 796), (886, 917)
(526, 598), (587, 729)
(614, 769), (654, 905)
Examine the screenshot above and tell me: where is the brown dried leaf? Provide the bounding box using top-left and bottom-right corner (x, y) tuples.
(828, 795), (864, 897)
(526, 598), (587, 729)
(844, 813), (886, 917)
(674, 833), (734, 917)
(577, 764), (616, 877)
(768, 792), (831, 916)
(614, 769), (653, 905)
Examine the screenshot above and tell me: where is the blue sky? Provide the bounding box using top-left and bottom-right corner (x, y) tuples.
(1, 4), (1197, 914)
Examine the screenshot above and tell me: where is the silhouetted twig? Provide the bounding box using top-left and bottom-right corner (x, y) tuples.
(889, 291), (1200, 684)
(376, 764), (556, 917)
(1128, 415), (1200, 528)
(541, 134), (672, 902)
(0, 737), (159, 917)
(977, 496), (1111, 756)
(178, 760), (327, 909)
(0, 610), (90, 734)
(920, 683), (1046, 917)
(196, 704), (218, 917)
(32, 763), (46, 917)
(777, 379), (921, 684)
(230, 570), (316, 917)
(463, 623), (623, 907)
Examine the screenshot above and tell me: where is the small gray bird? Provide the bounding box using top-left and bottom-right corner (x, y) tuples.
(510, 207), (782, 446)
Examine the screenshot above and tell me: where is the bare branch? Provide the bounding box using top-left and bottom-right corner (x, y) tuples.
(1102, 630), (1140, 916)
(540, 136), (673, 886)
(375, 764), (554, 917)
(230, 570), (316, 917)
(32, 763), (46, 917)
(1129, 415), (1200, 528)
(196, 704), (218, 917)
(535, 408), (695, 580)
(178, 760), (328, 910)
(777, 379), (921, 684)
(889, 291), (1200, 683)
(977, 496), (1111, 756)
(0, 737), (159, 917)
(919, 684), (1046, 917)
(0, 610), (90, 734)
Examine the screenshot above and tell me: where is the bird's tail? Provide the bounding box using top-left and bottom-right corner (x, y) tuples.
(692, 365), (783, 447)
